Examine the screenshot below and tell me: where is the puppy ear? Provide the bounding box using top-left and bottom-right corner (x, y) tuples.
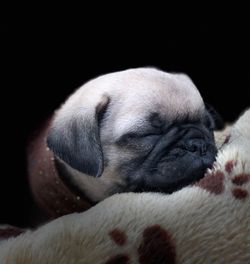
(47, 95), (110, 177)
(205, 103), (224, 130)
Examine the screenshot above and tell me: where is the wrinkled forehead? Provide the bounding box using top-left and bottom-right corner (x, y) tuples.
(112, 73), (205, 137)
(114, 106), (205, 139)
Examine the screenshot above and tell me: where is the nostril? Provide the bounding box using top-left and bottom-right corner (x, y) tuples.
(185, 140), (207, 156)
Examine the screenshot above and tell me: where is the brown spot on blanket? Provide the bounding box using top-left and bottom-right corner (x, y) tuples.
(109, 229), (127, 246)
(138, 225), (176, 264)
(232, 173), (250, 186)
(225, 160), (236, 174)
(195, 170), (225, 194)
(105, 254), (130, 264)
(232, 188), (248, 199)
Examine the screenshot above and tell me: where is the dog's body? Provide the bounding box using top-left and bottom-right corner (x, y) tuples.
(43, 68), (217, 206)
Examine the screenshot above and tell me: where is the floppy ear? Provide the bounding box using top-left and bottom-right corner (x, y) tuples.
(47, 95), (110, 177)
(205, 103), (224, 130)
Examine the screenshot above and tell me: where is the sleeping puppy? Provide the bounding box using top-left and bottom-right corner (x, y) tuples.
(45, 67), (218, 204)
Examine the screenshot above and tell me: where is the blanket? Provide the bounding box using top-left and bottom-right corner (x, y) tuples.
(0, 109), (249, 264)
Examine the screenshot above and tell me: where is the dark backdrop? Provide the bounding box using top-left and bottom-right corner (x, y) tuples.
(1, 15), (249, 227)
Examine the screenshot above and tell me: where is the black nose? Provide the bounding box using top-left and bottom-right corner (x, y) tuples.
(185, 139), (207, 156)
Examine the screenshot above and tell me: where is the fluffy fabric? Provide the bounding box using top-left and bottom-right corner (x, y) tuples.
(0, 109), (249, 263)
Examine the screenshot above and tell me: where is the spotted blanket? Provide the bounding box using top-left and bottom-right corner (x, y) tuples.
(0, 109), (249, 264)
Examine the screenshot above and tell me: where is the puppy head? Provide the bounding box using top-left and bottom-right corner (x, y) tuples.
(47, 68), (219, 201)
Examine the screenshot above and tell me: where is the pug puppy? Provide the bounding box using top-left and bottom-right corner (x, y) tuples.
(45, 67), (218, 204)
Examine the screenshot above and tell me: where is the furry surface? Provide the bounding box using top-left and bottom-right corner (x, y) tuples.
(0, 109), (249, 263)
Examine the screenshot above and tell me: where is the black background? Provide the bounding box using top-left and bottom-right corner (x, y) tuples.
(1, 10), (249, 227)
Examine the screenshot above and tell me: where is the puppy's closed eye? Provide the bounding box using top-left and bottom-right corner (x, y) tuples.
(116, 132), (160, 149)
